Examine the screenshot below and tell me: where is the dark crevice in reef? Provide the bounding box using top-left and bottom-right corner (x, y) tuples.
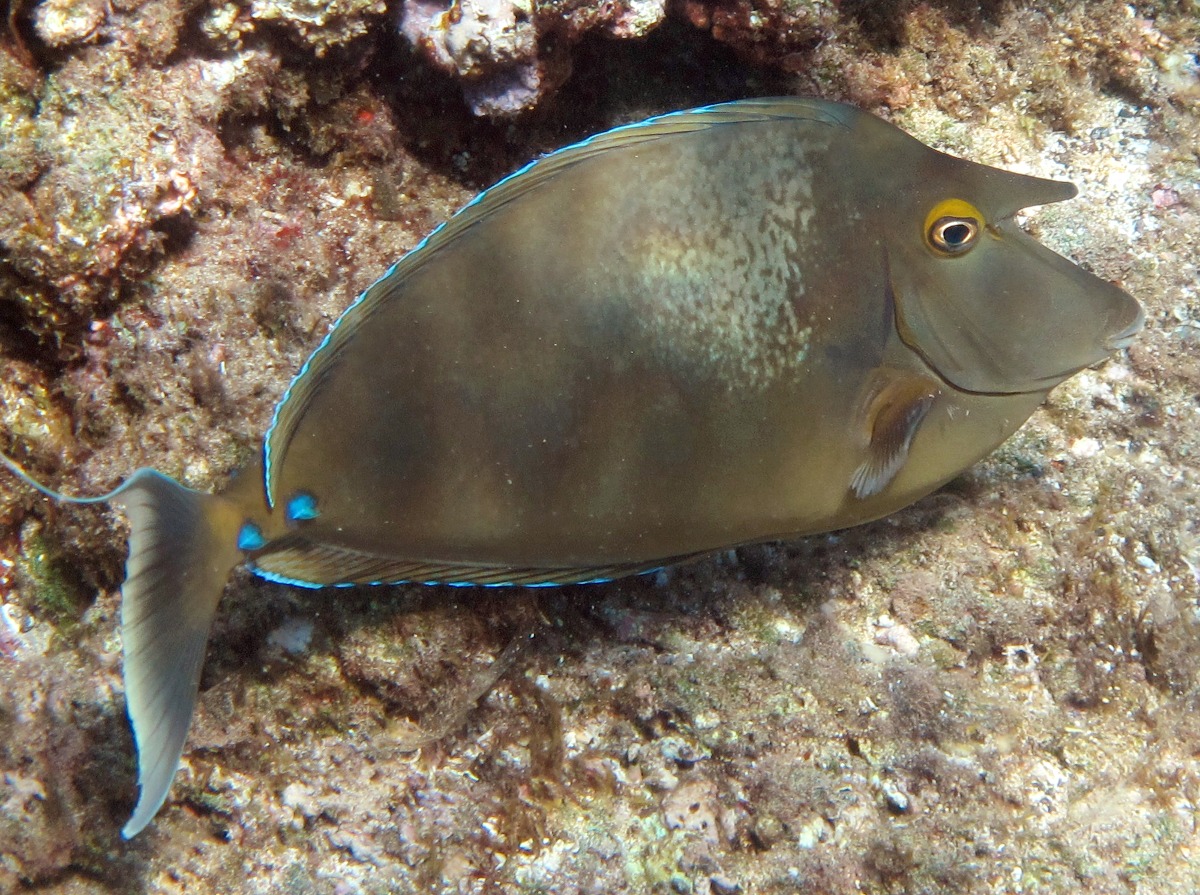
(375, 15), (791, 191)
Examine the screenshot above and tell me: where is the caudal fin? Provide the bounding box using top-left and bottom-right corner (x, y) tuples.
(112, 470), (242, 838)
(1, 452), (242, 837)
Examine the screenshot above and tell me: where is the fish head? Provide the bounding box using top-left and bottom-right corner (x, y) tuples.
(856, 121), (1144, 395)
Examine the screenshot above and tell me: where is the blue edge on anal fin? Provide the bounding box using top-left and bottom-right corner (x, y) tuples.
(248, 565), (663, 590)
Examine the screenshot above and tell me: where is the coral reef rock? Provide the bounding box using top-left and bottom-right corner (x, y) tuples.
(400, 0), (669, 115)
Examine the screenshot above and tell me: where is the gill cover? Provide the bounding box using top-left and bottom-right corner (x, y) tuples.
(885, 163), (1142, 395)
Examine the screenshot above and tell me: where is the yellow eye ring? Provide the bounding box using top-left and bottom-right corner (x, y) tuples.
(924, 198), (984, 255)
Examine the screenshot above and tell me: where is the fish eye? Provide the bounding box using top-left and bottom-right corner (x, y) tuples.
(930, 217), (979, 253)
(923, 198), (984, 256)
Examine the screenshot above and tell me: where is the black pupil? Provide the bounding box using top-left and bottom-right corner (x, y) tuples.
(941, 221), (973, 247)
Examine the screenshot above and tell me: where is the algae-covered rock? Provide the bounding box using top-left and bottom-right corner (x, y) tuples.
(399, 0), (672, 115)
(249, 0), (388, 54)
(33, 0), (109, 47)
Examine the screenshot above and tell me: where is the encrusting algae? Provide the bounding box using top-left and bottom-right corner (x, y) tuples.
(1, 97), (1141, 839)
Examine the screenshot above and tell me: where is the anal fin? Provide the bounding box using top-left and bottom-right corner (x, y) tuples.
(250, 536), (682, 588)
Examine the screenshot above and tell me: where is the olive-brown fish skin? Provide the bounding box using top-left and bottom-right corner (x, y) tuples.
(0, 98), (1143, 838)
(258, 98), (1141, 578)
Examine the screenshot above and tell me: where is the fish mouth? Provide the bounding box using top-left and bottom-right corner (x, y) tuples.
(1104, 305), (1146, 352)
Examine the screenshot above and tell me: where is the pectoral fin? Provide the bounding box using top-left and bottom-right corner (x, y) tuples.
(850, 369), (941, 499)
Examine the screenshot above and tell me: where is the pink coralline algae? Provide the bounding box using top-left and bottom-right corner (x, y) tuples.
(399, 0), (669, 116)
(1152, 184), (1181, 208)
(400, 0), (545, 116)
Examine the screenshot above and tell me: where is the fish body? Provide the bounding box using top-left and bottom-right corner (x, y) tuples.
(0, 98), (1143, 836)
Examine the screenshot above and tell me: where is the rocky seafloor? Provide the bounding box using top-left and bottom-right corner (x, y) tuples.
(0, 0), (1198, 892)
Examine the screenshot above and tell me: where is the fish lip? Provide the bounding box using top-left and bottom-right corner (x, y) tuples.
(1104, 305), (1146, 352)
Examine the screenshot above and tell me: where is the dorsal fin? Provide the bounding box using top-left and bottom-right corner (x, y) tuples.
(261, 98), (851, 507)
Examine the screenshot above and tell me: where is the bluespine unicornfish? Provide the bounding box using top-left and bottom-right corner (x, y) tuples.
(0, 98), (1143, 836)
